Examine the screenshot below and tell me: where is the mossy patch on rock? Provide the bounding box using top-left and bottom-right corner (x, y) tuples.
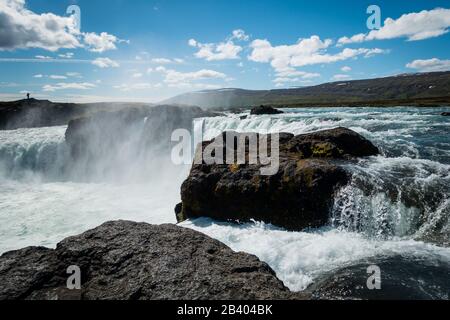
(312, 142), (340, 158)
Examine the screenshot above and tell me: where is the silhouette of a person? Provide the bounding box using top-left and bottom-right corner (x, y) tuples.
(26, 93), (30, 99)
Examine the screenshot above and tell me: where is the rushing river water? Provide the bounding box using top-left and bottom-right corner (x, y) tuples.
(0, 107), (449, 295)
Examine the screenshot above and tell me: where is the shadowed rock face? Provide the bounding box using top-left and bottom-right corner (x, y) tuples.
(250, 105), (284, 115)
(178, 127), (379, 231)
(0, 221), (301, 300)
(0, 99), (87, 130)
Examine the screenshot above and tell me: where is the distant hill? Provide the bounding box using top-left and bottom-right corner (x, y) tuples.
(163, 71), (450, 109)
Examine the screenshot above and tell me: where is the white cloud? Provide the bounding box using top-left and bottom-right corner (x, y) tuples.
(43, 82), (96, 92)
(155, 66), (167, 73)
(58, 52), (74, 59)
(188, 39), (197, 47)
(248, 35), (383, 83)
(92, 57), (120, 68)
(151, 58), (173, 64)
(35, 55), (52, 60)
(132, 73), (143, 78)
(249, 36), (384, 71)
(66, 72), (82, 78)
(341, 66), (352, 72)
(153, 66), (227, 89)
(135, 51), (150, 61)
(0, 0), (124, 53)
(156, 67), (227, 84)
(331, 74), (351, 81)
(148, 57), (185, 64)
(406, 58), (450, 72)
(84, 32), (120, 53)
(189, 30), (249, 61)
(34, 72), (82, 79)
(338, 8), (450, 45)
(190, 40), (243, 61)
(275, 67), (320, 79)
(230, 29), (250, 41)
(0, 0), (81, 51)
(113, 83), (157, 91)
(49, 75), (67, 80)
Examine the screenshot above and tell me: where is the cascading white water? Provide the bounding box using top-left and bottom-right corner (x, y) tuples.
(0, 126), (68, 181)
(0, 106), (449, 293)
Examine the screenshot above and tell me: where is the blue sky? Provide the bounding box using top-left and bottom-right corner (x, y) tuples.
(1, 0), (450, 102)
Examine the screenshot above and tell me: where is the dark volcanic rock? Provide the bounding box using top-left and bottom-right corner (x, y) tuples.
(0, 99), (87, 130)
(306, 255), (450, 300)
(0, 221), (301, 300)
(0, 99), (160, 130)
(250, 105), (284, 115)
(0, 247), (60, 300)
(178, 127), (379, 231)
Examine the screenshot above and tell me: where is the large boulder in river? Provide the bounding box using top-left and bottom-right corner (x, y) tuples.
(0, 221), (299, 300)
(306, 254), (450, 300)
(250, 105), (284, 115)
(177, 127), (379, 231)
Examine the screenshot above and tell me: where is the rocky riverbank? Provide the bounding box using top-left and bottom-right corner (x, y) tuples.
(3, 220), (448, 300)
(0, 221), (304, 300)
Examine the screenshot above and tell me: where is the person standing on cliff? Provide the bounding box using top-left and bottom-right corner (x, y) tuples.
(26, 93), (30, 100)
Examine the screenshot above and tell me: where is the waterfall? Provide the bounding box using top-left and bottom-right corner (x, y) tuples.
(0, 126), (68, 181)
(200, 108), (450, 243)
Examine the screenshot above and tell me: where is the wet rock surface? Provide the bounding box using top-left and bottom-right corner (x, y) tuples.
(0, 221), (300, 300)
(306, 254), (450, 300)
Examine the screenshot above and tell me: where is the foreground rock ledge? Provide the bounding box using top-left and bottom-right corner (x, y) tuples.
(0, 221), (302, 300)
(178, 127), (379, 231)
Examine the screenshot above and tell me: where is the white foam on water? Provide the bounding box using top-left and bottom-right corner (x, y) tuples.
(181, 218), (450, 291)
(0, 179), (180, 253)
